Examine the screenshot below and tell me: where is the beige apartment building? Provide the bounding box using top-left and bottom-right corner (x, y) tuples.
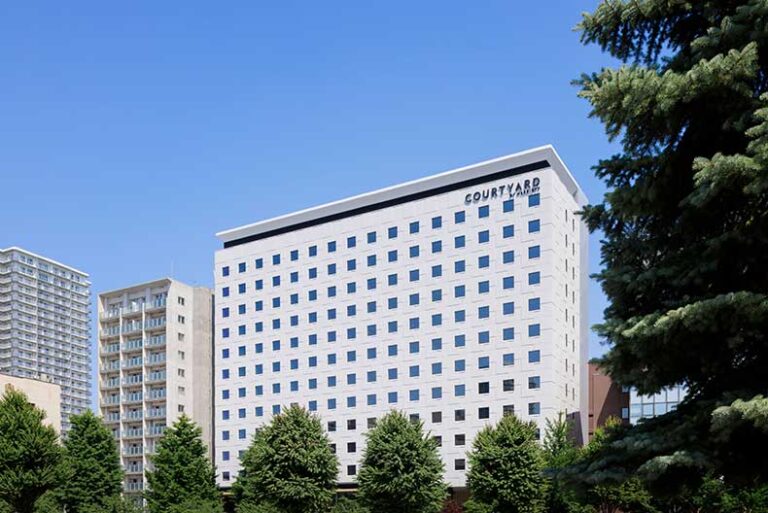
(97, 278), (213, 499)
(0, 373), (63, 433)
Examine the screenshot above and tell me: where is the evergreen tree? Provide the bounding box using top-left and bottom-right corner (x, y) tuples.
(0, 387), (63, 513)
(576, 0), (768, 489)
(58, 410), (123, 513)
(466, 414), (546, 513)
(233, 405), (338, 513)
(357, 411), (447, 513)
(542, 414), (582, 513)
(145, 415), (221, 513)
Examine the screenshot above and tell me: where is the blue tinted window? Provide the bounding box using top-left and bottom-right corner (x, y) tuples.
(503, 250), (515, 263)
(432, 362), (442, 375)
(503, 353), (515, 366)
(478, 205), (489, 218)
(455, 211), (465, 224)
(455, 260), (465, 273)
(388, 250), (398, 262)
(455, 310), (465, 323)
(431, 338), (442, 351)
(309, 245), (317, 257)
(529, 298), (541, 311)
(454, 285), (465, 298)
(290, 249), (299, 261)
(255, 258), (263, 268)
(222, 348), (230, 359)
(367, 347), (377, 359)
(528, 219), (541, 232)
(503, 199), (514, 212)
(455, 235), (466, 248)
(503, 276), (515, 289)
(503, 225), (514, 238)
(367, 394), (377, 406)
(410, 221), (420, 234)
(409, 365), (420, 377)
(388, 226), (398, 239)
(347, 236), (356, 248)
(529, 272), (541, 285)
(432, 216), (442, 229)
(454, 334), (466, 347)
(409, 245), (419, 258)
(528, 349), (541, 363)
(367, 370), (377, 382)
(478, 255), (489, 268)
(272, 254), (280, 265)
(432, 387), (442, 399)
(327, 241), (336, 252)
(222, 328), (230, 339)
(367, 231), (376, 243)
(528, 324), (541, 337)
(388, 368), (398, 380)
(238, 283), (246, 294)
(409, 293), (420, 306)
(529, 245), (541, 258)
(478, 356), (490, 369)
(222, 287), (230, 297)
(388, 274), (398, 286)
(347, 259), (356, 271)
(529, 193), (540, 207)
(431, 313), (442, 326)
(431, 240), (442, 253)
(388, 344), (398, 356)
(503, 302), (515, 315)
(478, 281), (490, 293)
(432, 265), (442, 278)
(409, 269), (419, 282)
(455, 384), (466, 397)
(503, 327), (515, 340)
(222, 307), (230, 318)
(367, 255), (376, 267)
(409, 341), (419, 354)
(478, 306), (490, 318)
(479, 230), (490, 243)
(455, 359), (465, 372)
(529, 402), (541, 415)
(409, 389), (420, 401)
(409, 317), (420, 329)
(432, 289), (442, 302)
(222, 266), (230, 277)
(388, 392), (398, 404)
(388, 297), (398, 309)
(478, 331), (490, 344)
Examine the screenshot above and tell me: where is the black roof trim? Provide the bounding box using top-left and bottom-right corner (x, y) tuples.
(223, 159), (550, 248)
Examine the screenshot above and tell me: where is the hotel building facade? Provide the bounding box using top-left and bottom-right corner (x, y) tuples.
(97, 278), (213, 498)
(213, 146), (589, 488)
(0, 247), (91, 434)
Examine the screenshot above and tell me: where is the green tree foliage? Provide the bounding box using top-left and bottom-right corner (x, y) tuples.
(357, 411), (447, 513)
(466, 414), (546, 513)
(0, 387), (62, 513)
(330, 496), (369, 513)
(233, 405), (338, 513)
(576, 0), (768, 490)
(542, 414), (583, 513)
(145, 415), (221, 513)
(57, 410), (123, 513)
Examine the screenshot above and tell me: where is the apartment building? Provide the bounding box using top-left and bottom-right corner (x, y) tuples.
(0, 247), (90, 434)
(97, 278), (213, 498)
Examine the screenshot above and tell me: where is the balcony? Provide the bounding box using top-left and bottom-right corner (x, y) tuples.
(122, 375), (143, 387)
(145, 354), (166, 367)
(146, 389), (166, 401)
(100, 343), (120, 355)
(122, 322), (142, 334)
(101, 360), (121, 372)
(104, 413), (121, 424)
(122, 394), (143, 405)
(146, 408), (166, 419)
(125, 464), (144, 475)
(123, 445), (144, 456)
(146, 335), (166, 348)
(101, 396), (120, 406)
(146, 372), (166, 384)
(144, 317), (166, 330)
(124, 482), (144, 492)
(122, 359), (143, 370)
(100, 326), (120, 338)
(101, 378), (120, 390)
(122, 339), (143, 352)
(146, 426), (166, 437)
(145, 298), (166, 311)
(123, 410), (143, 421)
(122, 428), (143, 439)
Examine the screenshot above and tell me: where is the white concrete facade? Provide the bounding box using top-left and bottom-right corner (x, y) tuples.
(97, 278), (213, 497)
(0, 247), (91, 434)
(213, 146), (589, 487)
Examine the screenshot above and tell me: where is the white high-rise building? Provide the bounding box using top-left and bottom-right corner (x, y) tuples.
(97, 278), (213, 498)
(213, 146), (589, 489)
(0, 247), (91, 434)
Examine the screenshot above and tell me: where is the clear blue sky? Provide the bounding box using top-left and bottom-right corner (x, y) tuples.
(0, 1), (616, 403)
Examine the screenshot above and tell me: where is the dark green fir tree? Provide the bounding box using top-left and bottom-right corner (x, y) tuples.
(145, 414), (221, 513)
(574, 0), (768, 491)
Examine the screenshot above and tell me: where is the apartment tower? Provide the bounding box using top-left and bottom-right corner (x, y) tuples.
(0, 247), (91, 434)
(97, 278), (213, 498)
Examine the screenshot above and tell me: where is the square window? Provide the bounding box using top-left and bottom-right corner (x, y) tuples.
(255, 258), (263, 269)
(327, 241), (337, 252)
(503, 378), (515, 391)
(409, 389), (420, 401)
(409, 365), (420, 377)
(478, 382), (490, 394)
(478, 331), (490, 344)
(388, 226), (398, 239)
(432, 265), (442, 278)
(529, 193), (540, 207)
(529, 324), (541, 337)
(528, 350), (541, 363)
(290, 249), (299, 261)
(455, 384), (466, 397)
(529, 298), (541, 311)
(454, 334), (466, 347)
(503, 276), (515, 289)
(455, 235), (466, 248)
(529, 402), (541, 415)
(455, 260), (466, 273)
(529, 272), (541, 285)
(455, 459), (466, 471)
(529, 376), (541, 389)
(503, 225), (515, 238)
(478, 356), (490, 369)
(222, 266), (230, 277)
(479, 205), (489, 218)
(367, 231), (377, 243)
(347, 236), (356, 248)
(309, 245), (317, 256)
(272, 254), (280, 265)
(431, 338), (443, 351)
(503, 199), (514, 212)
(478, 281), (490, 293)
(432, 216), (442, 229)
(479, 230), (490, 243)
(503, 327), (515, 340)
(432, 240), (442, 253)
(528, 219), (541, 233)
(503, 250), (515, 263)
(455, 409), (466, 421)
(455, 359), (466, 372)
(432, 411), (442, 423)
(478, 255), (489, 268)
(478, 407), (490, 419)
(529, 245), (541, 259)
(410, 221), (420, 234)
(455, 211), (465, 224)
(432, 289), (442, 302)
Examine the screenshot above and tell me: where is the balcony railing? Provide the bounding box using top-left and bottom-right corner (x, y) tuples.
(122, 428), (143, 439)
(146, 335), (166, 347)
(123, 446), (144, 456)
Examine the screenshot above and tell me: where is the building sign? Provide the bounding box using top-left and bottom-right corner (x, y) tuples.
(464, 177), (540, 204)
